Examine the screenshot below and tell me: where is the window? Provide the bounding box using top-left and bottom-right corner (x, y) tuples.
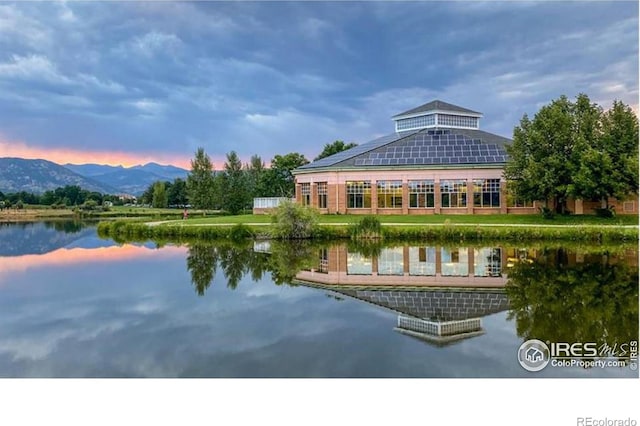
(317, 182), (327, 209)
(441, 248), (469, 276)
(473, 179), (501, 207)
(474, 248), (502, 277)
(409, 246), (436, 276)
(377, 180), (402, 208)
(409, 180), (435, 208)
(317, 248), (328, 274)
(346, 181), (371, 209)
(436, 114), (478, 129)
(396, 114), (435, 131)
(440, 180), (467, 208)
(300, 183), (310, 206)
(347, 251), (372, 275)
(378, 247), (404, 275)
(506, 187), (534, 207)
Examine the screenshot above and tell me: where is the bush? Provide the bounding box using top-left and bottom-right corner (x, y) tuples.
(80, 200), (98, 211)
(229, 223), (254, 241)
(594, 206), (616, 218)
(350, 216), (383, 239)
(270, 200), (318, 239)
(539, 206), (555, 220)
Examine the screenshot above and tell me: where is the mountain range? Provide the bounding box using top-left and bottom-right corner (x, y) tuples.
(64, 162), (188, 195)
(0, 158), (189, 196)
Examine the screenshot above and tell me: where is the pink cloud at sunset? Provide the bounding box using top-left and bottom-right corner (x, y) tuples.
(0, 138), (194, 169)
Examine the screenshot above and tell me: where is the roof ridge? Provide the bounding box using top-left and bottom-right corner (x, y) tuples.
(393, 100), (481, 118)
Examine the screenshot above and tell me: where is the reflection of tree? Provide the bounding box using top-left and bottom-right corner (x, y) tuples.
(347, 240), (384, 259)
(217, 243), (252, 289)
(268, 241), (318, 285)
(186, 244), (219, 296)
(186, 241), (308, 292)
(44, 221), (86, 233)
(506, 250), (638, 349)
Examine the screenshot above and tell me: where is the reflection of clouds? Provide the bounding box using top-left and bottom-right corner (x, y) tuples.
(0, 242), (636, 378)
(0, 318), (130, 361)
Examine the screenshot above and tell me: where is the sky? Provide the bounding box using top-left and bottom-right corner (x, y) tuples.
(0, 1), (637, 169)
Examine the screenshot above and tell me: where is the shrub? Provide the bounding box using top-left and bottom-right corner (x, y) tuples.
(350, 216), (383, 239)
(594, 206), (616, 218)
(80, 200), (98, 211)
(270, 200), (318, 239)
(539, 206), (555, 220)
(229, 223), (254, 241)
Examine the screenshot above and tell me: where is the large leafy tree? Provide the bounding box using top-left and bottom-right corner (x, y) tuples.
(571, 100), (639, 208)
(504, 96), (575, 213)
(504, 94), (638, 213)
(167, 178), (187, 206)
(314, 140), (358, 161)
(259, 152), (309, 198)
(187, 147), (216, 209)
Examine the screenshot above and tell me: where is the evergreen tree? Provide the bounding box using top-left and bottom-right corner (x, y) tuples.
(221, 151), (250, 215)
(152, 181), (168, 208)
(186, 147), (215, 209)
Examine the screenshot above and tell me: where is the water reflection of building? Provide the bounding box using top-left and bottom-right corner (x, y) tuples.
(295, 245), (512, 346)
(296, 245), (508, 287)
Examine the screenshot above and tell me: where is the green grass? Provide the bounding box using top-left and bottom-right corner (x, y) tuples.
(98, 219), (638, 243)
(159, 213), (638, 226)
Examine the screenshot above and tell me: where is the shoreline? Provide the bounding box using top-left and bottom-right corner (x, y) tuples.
(97, 220), (639, 243)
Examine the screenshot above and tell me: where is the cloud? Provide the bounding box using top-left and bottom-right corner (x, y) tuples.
(0, 1), (636, 167)
(0, 54), (71, 85)
(0, 137), (192, 169)
(117, 31), (183, 58)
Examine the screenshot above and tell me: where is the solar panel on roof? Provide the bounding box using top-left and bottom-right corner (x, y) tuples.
(297, 129), (422, 169)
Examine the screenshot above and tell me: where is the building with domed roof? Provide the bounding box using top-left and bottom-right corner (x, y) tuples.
(290, 99), (637, 215)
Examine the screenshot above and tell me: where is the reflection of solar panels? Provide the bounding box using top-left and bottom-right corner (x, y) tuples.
(297, 129), (422, 169)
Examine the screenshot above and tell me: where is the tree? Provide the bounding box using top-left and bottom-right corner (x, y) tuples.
(187, 147), (215, 209)
(139, 183), (155, 205)
(152, 181), (168, 208)
(314, 140), (358, 161)
(504, 94), (638, 213)
(246, 154), (265, 199)
(259, 152), (309, 197)
(504, 96), (575, 213)
(168, 178), (188, 206)
(220, 151), (250, 215)
(571, 100), (639, 208)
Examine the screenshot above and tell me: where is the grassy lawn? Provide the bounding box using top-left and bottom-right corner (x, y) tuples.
(164, 213), (638, 226)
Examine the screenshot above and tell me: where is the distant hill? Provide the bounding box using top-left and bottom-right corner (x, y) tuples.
(63, 163), (125, 177)
(131, 162), (188, 180)
(64, 162), (189, 195)
(0, 158), (118, 194)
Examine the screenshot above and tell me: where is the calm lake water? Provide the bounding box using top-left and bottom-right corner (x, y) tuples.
(0, 221), (637, 378)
